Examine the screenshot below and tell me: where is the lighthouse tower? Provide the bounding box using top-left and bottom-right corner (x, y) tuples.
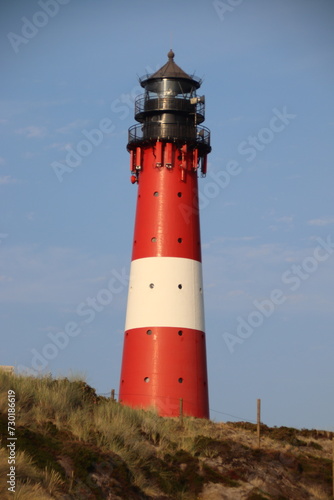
(119, 51), (211, 418)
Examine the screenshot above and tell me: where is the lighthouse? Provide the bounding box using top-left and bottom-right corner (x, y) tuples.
(119, 51), (211, 418)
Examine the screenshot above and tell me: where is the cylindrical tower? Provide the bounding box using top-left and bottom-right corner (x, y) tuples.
(119, 50), (211, 418)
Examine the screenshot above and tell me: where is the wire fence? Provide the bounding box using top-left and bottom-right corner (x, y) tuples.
(97, 391), (257, 424)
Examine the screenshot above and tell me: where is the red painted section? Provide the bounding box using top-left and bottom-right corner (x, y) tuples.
(132, 143), (202, 262)
(155, 140), (163, 167)
(119, 326), (209, 418)
(120, 140), (209, 418)
(129, 150), (134, 171)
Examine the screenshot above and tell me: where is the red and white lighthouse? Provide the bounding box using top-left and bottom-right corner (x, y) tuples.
(119, 51), (211, 418)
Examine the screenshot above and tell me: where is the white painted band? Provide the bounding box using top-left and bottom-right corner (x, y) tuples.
(125, 257), (205, 331)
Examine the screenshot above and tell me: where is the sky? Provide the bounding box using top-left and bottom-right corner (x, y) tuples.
(0, 0), (333, 430)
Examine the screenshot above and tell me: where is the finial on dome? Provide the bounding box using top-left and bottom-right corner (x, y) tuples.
(167, 49), (175, 60)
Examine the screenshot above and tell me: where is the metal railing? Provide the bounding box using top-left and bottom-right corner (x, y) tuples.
(128, 123), (211, 151)
(134, 94), (205, 123)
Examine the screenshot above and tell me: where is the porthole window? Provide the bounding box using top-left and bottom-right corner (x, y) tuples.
(146, 329), (152, 335)
(178, 330), (183, 336)
(151, 237), (157, 242)
(144, 377), (150, 383)
(153, 191), (159, 196)
(177, 192), (182, 197)
(149, 283), (154, 289)
(177, 238), (182, 243)
(178, 284), (182, 289)
(178, 378), (183, 383)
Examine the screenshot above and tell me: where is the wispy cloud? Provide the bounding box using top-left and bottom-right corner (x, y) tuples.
(276, 216), (293, 224)
(0, 175), (17, 185)
(308, 217), (334, 226)
(274, 215), (294, 231)
(227, 289), (246, 297)
(45, 142), (72, 151)
(56, 120), (89, 134)
(231, 116), (245, 123)
(202, 236), (256, 250)
(265, 213), (294, 232)
(203, 239), (334, 315)
(25, 212), (35, 221)
(0, 275), (13, 282)
(0, 100), (71, 123)
(0, 244), (126, 305)
(15, 126), (47, 138)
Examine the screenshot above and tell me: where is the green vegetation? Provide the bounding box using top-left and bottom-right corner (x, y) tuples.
(0, 373), (332, 499)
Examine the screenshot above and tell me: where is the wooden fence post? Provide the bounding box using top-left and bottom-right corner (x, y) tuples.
(257, 399), (261, 448)
(179, 398), (183, 426)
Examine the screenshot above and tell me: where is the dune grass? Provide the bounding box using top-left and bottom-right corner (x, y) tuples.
(0, 371), (332, 499)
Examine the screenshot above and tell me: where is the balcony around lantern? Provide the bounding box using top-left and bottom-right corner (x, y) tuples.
(127, 123), (211, 155)
(134, 94), (205, 124)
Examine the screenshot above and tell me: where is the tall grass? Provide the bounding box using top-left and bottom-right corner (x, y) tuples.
(0, 372), (332, 499)
(0, 447), (63, 500)
(0, 372), (97, 428)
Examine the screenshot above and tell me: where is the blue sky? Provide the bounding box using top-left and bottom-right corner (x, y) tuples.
(1, 0), (333, 430)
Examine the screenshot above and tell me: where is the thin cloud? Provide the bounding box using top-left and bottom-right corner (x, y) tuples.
(227, 289), (246, 297)
(15, 126), (47, 138)
(0, 244), (125, 305)
(0, 275), (13, 282)
(308, 218), (334, 226)
(56, 119), (89, 134)
(276, 216), (293, 224)
(45, 142), (72, 151)
(203, 236), (256, 247)
(25, 212), (35, 221)
(0, 175), (17, 185)
(23, 152), (37, 159)
(275, 216), (294, 230)
(204, 239), (334, 316)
